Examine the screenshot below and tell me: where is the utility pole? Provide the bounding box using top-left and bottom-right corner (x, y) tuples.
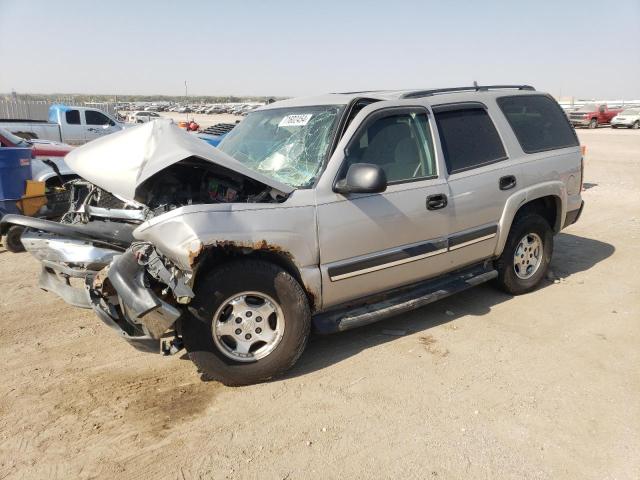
(184, 80), (188, 122)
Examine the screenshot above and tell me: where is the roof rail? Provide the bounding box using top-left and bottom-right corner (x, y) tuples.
(401, 84), (535, 99)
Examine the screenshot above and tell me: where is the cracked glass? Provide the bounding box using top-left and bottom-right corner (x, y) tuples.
(218, 105), (344, 188)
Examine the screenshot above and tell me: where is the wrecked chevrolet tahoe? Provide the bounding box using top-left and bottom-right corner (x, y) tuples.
(2, 85), (584, 386)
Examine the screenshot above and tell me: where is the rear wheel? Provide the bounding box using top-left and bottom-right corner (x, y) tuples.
(494, 213), (553, 295)
(3, 226), (25, 253)
(183, 259), (311, 386)
(588, 118), (598, 129)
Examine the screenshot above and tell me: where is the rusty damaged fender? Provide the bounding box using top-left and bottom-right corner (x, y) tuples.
(132, 198), (323, 310)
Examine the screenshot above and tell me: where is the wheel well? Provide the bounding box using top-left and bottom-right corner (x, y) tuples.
(514, 196), (560, 232)
(194, 247), (315, 310)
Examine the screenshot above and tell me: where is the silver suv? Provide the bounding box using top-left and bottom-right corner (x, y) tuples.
(3, 85), (584, 386)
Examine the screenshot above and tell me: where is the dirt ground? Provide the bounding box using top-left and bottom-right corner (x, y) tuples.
(0, 128), (638, 480)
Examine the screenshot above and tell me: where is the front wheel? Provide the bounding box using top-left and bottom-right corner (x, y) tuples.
(494, 213), (553, 295)
(632, 121), (639, 130)
(183, 259), (311, 386)
(588, 118), (598, 129)
(3, 226), (25, 253)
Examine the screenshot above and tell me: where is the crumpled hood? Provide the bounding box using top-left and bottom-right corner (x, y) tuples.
(64, 120), (294, 201)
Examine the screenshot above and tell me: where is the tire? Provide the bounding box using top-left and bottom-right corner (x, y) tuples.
(632, 121), (639, 130)
(183, 259), (311, 386)
(4, 226), (26, 253)
(494, 213), (553, 295)
(588, 118), (598, 129)
(611, 125), (618, 129)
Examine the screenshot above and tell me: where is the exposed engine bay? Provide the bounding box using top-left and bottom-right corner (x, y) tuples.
(136, 158), (284, 215)
(62, 158), (285, 226)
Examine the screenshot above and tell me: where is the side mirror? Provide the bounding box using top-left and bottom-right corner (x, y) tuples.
(334, 163), (387, 194)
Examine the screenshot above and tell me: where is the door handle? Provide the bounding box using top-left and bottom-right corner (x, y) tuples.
(426, 194), (448, 210)
(499, 175), (517, 190)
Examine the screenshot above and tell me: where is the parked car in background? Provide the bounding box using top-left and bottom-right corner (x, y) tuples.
(127, 111), (163, 123)
(611, 108), (640, 129)
(0, 105), (126, 145)
(3, 85), (584, 386)
(568, 103), (623, 128)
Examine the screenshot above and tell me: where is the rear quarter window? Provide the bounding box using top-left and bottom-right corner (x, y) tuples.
(497, 95), (579, 153)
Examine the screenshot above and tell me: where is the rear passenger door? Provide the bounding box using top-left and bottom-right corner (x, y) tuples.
(433, 102), (519, 266)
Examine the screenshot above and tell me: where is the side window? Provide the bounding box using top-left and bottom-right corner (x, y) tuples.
(497, 95), (579, 153)
(344, 112), (436, 183)
(434, 108), (506, 174)
(65, 110), (81, 125)
(85, 110), (111, 126)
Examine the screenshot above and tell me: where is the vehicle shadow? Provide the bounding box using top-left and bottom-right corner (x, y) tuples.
(283, 232), (615, 381)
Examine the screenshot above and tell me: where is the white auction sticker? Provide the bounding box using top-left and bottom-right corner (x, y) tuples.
(279, 114), (313, 127)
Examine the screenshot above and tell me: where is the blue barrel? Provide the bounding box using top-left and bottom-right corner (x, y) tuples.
(0, 147), (32, 202)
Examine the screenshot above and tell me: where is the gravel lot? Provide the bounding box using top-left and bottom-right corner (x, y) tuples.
(0, 128), (638, 479)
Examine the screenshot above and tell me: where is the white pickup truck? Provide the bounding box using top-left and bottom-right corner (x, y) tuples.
(0, 105), (126, 145)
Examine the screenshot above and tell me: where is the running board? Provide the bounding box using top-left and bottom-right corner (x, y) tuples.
(313, 264), (497, 334)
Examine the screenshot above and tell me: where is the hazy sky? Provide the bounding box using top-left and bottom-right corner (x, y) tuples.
(1, 0), (639, 99)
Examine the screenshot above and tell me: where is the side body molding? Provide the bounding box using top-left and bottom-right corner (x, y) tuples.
(494, 180), (567, 257)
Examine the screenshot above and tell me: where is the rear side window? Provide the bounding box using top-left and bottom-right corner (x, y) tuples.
(434, 108), (506, 174)
(497, 95), (578, 153)
(65, 110), (80, 125)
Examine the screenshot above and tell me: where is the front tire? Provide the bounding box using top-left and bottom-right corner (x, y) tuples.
(183, 259), (311, 386)
(494, 214), (553, 295)
(588, 118), (598, 129)
(632, 121), (639, 130)
(4, 226), (25, 253)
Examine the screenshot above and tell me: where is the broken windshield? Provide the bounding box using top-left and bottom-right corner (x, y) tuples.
(218, 105), (344, 188)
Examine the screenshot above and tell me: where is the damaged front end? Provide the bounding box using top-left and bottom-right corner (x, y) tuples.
(3, 121), (299, 353)
(93, 244), (194, 353)
(9, 217), (192, 353)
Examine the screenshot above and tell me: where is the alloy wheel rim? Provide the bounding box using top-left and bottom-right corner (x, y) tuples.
(212, 291), (285, 362)
(513, 233), (543, 280)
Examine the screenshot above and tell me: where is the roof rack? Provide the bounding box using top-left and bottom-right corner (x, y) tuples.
(402, 84), (535, 99)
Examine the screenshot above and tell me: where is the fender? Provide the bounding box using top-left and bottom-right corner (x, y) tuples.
(493, 181), (567, 257)
(133, 203), (323, 311)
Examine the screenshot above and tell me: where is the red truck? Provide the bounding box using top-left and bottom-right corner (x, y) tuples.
(568, 103), (623, 128)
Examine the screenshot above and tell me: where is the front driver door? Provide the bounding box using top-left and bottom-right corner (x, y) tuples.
(84, 110), (117, 142)
(316, 106), (452, 309)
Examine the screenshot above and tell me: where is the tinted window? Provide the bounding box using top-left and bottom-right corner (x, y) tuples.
(498, 95), (578, 153)
(434, 108), (506, 174)
(344, 112), (436, 183)
(85, 110), (111, 125)
(65, 110), (80, 125)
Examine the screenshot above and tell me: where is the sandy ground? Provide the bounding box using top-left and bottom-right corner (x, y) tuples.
(0, 128), (638, 480)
